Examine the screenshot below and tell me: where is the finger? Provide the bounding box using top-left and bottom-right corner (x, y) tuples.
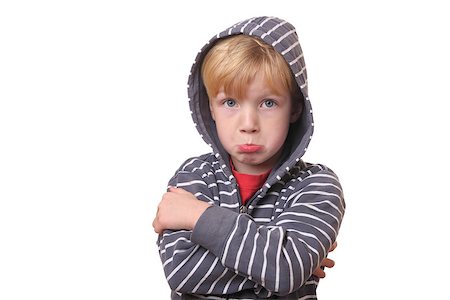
(312, 267), (326, 278)
(153, 222), (163, 234)
(321, 258), (335, 268)
(329, 241), (338, 252)
(152, 218), (159, 233)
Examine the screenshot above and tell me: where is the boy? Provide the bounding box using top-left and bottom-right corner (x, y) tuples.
(153, 16), (345, 299)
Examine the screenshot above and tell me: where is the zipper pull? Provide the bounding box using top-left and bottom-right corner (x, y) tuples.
(239, 205), (247, 214)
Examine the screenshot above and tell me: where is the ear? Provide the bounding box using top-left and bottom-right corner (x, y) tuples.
(209, 101), (216, 121)
(290, 99), (303, 123)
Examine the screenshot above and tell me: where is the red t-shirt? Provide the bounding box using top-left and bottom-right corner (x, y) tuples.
(231, 163), (271, 205)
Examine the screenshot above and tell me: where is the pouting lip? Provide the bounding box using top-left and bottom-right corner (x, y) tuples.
(238, 144), (263, 153)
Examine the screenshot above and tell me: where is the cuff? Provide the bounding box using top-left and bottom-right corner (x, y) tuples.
(191, 205), (238, 258)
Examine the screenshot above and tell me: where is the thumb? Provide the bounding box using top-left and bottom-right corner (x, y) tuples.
(329, 241), (338, 252)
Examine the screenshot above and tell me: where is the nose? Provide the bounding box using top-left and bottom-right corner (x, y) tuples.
(239, 107), (259, 133)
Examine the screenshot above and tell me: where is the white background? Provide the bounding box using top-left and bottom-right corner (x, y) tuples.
(1, 1), (449, 299)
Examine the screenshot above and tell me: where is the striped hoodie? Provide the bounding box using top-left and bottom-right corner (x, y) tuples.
(157, 16), (346, 299)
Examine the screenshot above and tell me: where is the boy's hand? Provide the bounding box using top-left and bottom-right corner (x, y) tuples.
(312, 241), (337, 278)
(152, 187), (211, 234)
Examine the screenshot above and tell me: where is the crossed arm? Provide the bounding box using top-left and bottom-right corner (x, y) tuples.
(153, 187), (338, 281)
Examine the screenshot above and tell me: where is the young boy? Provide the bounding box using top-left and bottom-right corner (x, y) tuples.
(153, 16), (345, 299)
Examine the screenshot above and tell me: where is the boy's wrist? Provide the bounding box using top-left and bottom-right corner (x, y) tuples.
(190, 202), (212, 230)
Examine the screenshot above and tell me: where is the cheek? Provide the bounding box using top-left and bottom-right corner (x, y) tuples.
(214, 119), (232, 136)
(266, 118), (290, 144)
(217, 124), (232, 138)
(273, 127), (290, 145)
(269, 112), (291, 129)
(215, 126), (235, 152)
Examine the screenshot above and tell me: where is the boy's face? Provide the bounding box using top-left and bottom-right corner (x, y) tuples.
(209, 72), (301, 175)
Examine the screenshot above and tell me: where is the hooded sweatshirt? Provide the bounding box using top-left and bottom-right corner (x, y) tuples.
(157, 16), (346, 299)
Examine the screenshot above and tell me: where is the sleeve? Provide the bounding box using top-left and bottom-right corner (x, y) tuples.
(157, 166), (345, 296)
(157, 169), (256, 295)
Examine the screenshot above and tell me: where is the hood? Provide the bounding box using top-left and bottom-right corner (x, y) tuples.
(187, 16), (313, 181)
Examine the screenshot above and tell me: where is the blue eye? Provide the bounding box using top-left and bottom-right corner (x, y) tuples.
(225, 99), (236, 107)
(263, 99), (275, 108)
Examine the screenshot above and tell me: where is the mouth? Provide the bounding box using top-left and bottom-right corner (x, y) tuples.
(238, 144), (263, 153)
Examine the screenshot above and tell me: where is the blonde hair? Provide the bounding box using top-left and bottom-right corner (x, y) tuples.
(201, 35), (296, 99)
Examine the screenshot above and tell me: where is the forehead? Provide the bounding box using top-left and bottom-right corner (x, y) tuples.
(219, 71), (289, 99)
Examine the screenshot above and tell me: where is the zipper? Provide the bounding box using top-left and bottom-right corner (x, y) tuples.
(233, 181), (248, 214)
(236, 183), (265, 215)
